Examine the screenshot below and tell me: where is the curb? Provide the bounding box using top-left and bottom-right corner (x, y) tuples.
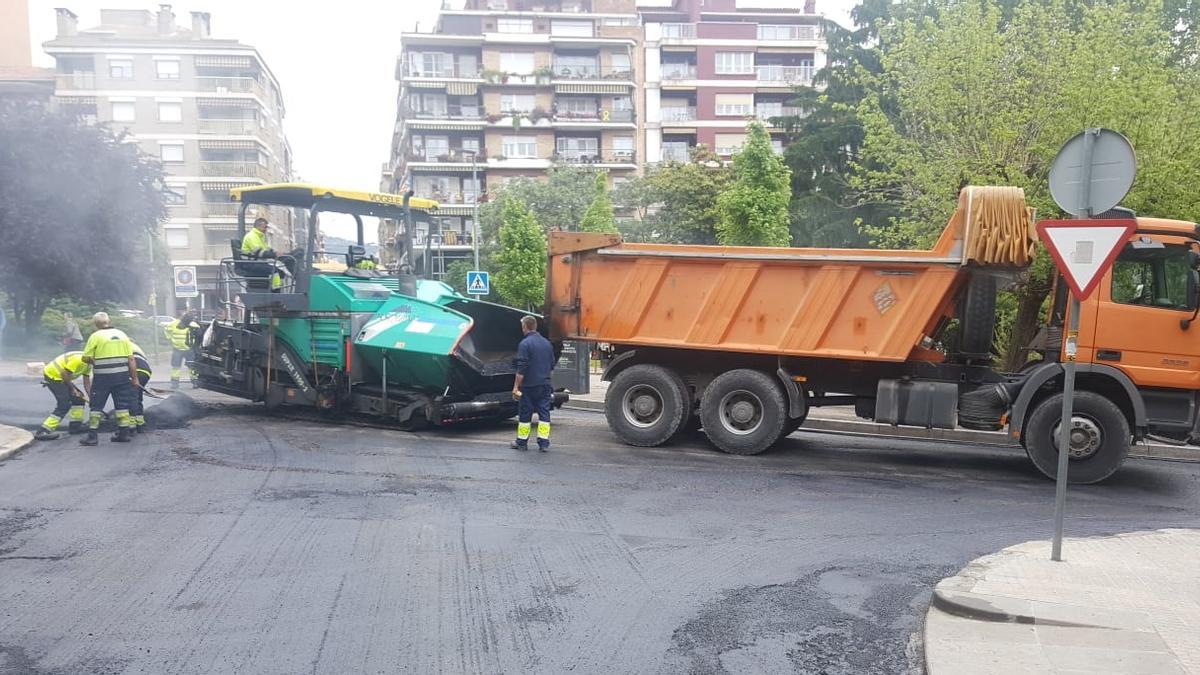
(0, 424), (35, 462)
(563, 402), (1200, 462)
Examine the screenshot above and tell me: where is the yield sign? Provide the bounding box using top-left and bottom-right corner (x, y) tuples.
(1036, 219), (1137, 300)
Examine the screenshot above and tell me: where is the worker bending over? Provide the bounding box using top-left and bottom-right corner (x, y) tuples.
(163, 310), (198, 389)
(130, 341), (152, 433)
(35, 351), (91, 440)
(80, 312), (138, 446)
(511, 315), (556, 452)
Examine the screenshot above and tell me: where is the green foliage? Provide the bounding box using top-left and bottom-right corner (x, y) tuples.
(579, 172), (617, 233)
(614, 145), (732, 244)
(493, 198), (547, 310)
(478, 165), (598, 245)
(0, 104), (167, 336)
(716, 122), (793, 247)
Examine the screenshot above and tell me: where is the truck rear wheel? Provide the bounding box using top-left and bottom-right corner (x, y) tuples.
(605, 364), (688, 447)
(700, 369), (788, 456)
(1023, 391), (1130, 484)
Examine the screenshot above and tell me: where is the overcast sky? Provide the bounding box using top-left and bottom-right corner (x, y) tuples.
(26, 0), (856, 240)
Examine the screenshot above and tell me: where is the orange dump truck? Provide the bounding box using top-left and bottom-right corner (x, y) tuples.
(546, 187), (1200, 483)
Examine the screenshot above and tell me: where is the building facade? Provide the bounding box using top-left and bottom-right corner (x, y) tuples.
(0, 0), (55, 104)
(638, 0), (824, 163)
(389, 0), (643, 278)
(44, 5), (296, 310)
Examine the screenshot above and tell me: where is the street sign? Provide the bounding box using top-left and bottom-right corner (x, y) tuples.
(1048, 128), (1136, 217)
(173, 266), (198, 298)
(466, 270), (489, 296)
(1036, 219), (1137, 300)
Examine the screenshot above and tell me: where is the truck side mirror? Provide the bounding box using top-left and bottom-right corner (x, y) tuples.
(1182, 269), (1200, 329)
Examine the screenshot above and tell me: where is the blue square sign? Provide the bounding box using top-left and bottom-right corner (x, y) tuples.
(467, 270), (489, 295)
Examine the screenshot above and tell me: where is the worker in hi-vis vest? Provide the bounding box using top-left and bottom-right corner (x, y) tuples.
(163, 310), (198, 389)
(80, 312), (138, 446)
(36, 350), (92, 440)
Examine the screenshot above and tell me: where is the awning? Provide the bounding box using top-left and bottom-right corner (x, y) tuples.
(410, 163), (479, 172)
(554, 83), (632, 94)
(199, 139), (259, 150)
(195, 55), (253, 68)
(406, 80), (445, 89)
(58, 95), (96, 105)
(202, 222), (240, 231)
(446, 82), (478, 96)
(662, 127), (698, 135)
(433, 205), (476, 216)
(405, 120), (485, 130)
(197, 97), (257, 108)
(202, 180), (258, 192)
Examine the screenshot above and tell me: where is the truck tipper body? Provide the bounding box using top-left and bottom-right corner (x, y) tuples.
(546, 187), (1200, 483)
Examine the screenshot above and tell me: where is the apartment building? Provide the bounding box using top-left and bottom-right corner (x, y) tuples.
(638, 0), (824, 162)
(44, 5), (296, 309)
(389, 0), (642, 278)
(0, 0), (55, 104)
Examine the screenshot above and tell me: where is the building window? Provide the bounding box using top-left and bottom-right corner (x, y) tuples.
(109, 58), (133, 78)
(164, 184), (187, 206)
(158, 101), (182, 122)
(423, 136), (450, 160)
(771, 139), (785, 154)
(415, 93), (447, 116)
(555, 54), (598, 78)
(661, 141), (691, 162)
(612, 136), (634, 158)
(610, 53), (631, 75)
(498, 18), (534, 33)
(499, 52), (535, 75)
(715, 93), (753, 116)
(500, 94), (536, 113)
(715, 52), (754, 75)
(164, 228), (190, 248)
(556, 136), (598, 160)
(715, 133), (748, 155)
(551, 20), (593, 37)
(155, 59), (180, 79)
(160, 142), (185, 163)
(111, 101), (136, 122)
(502, 136), (537, 158)
(461, 138), (481, 154)
(557, 96), (596, 116)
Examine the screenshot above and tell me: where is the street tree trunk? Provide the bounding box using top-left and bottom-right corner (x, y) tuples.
(1002, 272), (1052, 372)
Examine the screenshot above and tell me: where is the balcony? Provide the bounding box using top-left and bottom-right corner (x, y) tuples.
(661, 64), (698, 80)
(197, 76), (266, 99)
(755, 65), (815, 85)
(55, 71), (95, 89)
(757, 25), (821, 41)
(756, 104), (804, 120)
(198, 119), (258, 135)
(660, 146), (692, 162)
(406, 104), (483, 120)
(660, 23), (696, 39)
(661, 106), (697, 122)
(553, 148), (637, 165)
(201, 202), (240, 217)
(404, 64), (481, 79)
(200, 161), (272, 180)
(551, 64), (635, 81)
(407, 148), (487, 163)
(425, 191), (481, 206)
(554, 109), (635, 123)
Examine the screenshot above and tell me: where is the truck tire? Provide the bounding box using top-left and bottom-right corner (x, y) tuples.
(959, 274), (997, 358)
(670, 376), (696, 440)
(605, 364), (688, 447)
(1023, 391), (1130, 484)
(700, 369), (788, 456)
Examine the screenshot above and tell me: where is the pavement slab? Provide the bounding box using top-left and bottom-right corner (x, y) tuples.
(925, 529), (1200, 675)
(0, 424), (33, 463)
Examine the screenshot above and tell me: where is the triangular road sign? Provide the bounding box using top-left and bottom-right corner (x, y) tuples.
(1036, 219), (1137, 300)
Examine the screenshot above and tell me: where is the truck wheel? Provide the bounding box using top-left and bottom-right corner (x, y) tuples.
(605, 364), (688, 446)
(670, 375), (696, 440)
(1023, 391), (1130, 484)
(700, 369), (788, 455)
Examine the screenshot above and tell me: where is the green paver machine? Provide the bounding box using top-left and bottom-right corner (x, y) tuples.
(191, 183), (566, 427)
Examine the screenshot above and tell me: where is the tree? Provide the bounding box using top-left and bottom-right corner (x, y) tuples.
(492, 197), (547, 311)
(579, 171), (617, 233)
(716, 122), (793, 247)
(0, 104), (167, 335)
(853, 0), (1200, 367)
(478, 165), (598, 245)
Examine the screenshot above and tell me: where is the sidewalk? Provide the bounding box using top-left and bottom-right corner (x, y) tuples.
(566, 375), (1200, 462)
(925, 529), (1200, 674)
(0, 423), (33, 462)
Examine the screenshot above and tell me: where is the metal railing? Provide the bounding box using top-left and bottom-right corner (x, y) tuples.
(425, 191), (480, 205)
(757, 24), (820, 41)
(409, 148), (487, 163)
(405, 63), (481, 79)
(755, 65), (815, 84)
(661, 64), (698, 80)
(553, 148), (637, 164)
(407, 104), (483, 119)
(202, 202), (240, 217)
(756, 104), (804, 120)
(56, 72), (95, 89)
(198, 118), (258, 135)
(660, 106), (697, 122)
(551, 64), (635, 80)
(200, 161), (272, 180)
(196, 76), (266, 99)
(554, 109), (635, 123)
(205, 243), (234, 260)
(661, 23), (697, 39)
(660, 146), (691, 162)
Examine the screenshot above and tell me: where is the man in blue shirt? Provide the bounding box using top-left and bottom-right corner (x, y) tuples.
(511, 315), (555, 451)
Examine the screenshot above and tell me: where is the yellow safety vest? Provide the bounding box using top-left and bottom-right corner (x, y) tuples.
(355, 259), (377, 270)
(84, 328), (133, 375)
(241, 228), (269, 256)
(44, 351), (91, 382)
(164, 319), (194, 350)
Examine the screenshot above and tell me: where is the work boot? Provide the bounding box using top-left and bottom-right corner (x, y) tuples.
(510, 439), (528, 451)
(79, 430), (99, 446)
(171, 379), (180, 390)
(34, 428), (60, 441)
(537, 440), (550, 453)
(134, 424), (145, 434)
(67, 421), (86, 435)
(110, 427), (132, 443)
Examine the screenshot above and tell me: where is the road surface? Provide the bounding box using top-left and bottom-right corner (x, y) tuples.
(2, 378), (1199, 674)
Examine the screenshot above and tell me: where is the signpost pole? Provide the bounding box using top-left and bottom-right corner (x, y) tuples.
(1051, 128), (1096, 562)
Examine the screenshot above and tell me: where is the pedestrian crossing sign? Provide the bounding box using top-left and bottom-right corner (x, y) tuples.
(467, 270), (489, 296)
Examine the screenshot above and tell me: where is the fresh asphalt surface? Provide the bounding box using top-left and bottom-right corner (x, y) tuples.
(2, 378), (1200, 674)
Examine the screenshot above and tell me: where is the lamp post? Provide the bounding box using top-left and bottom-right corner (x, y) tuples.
(463, 149), (481, 269)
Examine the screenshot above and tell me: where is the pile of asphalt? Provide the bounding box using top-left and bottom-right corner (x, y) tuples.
(144, 393), (205, 430)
